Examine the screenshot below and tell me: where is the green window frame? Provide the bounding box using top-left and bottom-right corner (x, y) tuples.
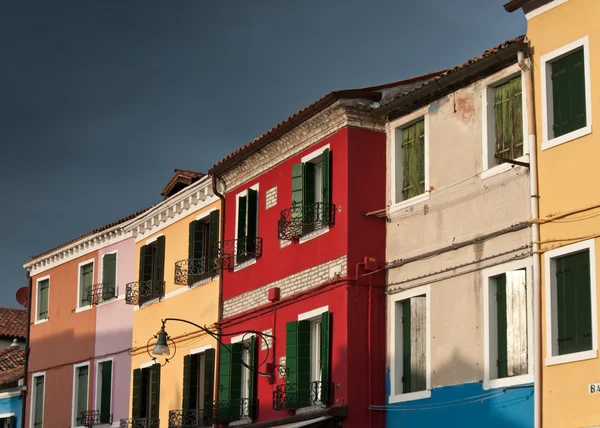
(101, 253), (117, 300)
(33, 374), (45, 427)
(131, 364), (161, 420)
(188, 209), (220, 283)
(182, 348), (216, 414)
(395, 119), (425, 203)
(396, 295), (427, 395)
(78, 261), (94, 308)
(73, 364), (89, 425)
(493, 76), (523, 164)
(138, 236), (166, 305)
(97, 360), (112, 424)
(37, 279), (49, 321)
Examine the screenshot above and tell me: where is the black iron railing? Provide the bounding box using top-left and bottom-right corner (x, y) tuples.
(206, 398), (257, 423)
(273, 381), (328, 410)
(125, 280), (165, 306)
(168, 409), (211, 427)
(174, 258), (217, 287)
(213, 237), (263, 271)
(77, 410), (112, 427)
(119, 418), (160, 428)
(87, 283), (117, 305)
(278, 202), (336, 240)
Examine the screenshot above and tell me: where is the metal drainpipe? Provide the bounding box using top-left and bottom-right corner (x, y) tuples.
(211, 174), (226, 424)
(21, 270), (33, 428)
(518, 46), (541, 428)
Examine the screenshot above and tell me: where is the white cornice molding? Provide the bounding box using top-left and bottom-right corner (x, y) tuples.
(124, 175), (219, 242)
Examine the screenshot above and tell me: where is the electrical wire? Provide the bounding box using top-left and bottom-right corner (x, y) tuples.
(369, 391), (507, 411)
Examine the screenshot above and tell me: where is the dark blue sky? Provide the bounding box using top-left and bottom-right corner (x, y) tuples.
(0, 1), (525, 307)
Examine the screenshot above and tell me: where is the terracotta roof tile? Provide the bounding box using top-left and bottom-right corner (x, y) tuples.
(0, 366), (23, 387)
(0, 307), (27, 340)
(0, 347), (25, 372)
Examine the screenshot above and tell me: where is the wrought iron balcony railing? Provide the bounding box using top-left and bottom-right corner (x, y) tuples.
(213, 237), (263, 271)
(278, 202), (336, 241)
(119, 418), (160, 428)
(207, 398), (257, 423)
(273, 381), (328, 411)
(168, 409), (211, 428)
(77, 410), (112, 427)
(125, 280), (165, 306)
(174, 257), (217, 287)
(87, 283), (118, 305)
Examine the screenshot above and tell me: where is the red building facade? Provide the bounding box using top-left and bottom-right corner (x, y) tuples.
(208, 87), (423, 428)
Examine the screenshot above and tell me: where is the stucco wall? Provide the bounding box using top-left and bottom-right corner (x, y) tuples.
(0, 392), (21, 427)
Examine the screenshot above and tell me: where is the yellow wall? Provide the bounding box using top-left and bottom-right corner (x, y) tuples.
(529, 1), (600, 426)
(129, 200), (221, 427)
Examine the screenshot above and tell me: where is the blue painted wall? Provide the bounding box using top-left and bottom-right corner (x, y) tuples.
(384, 382), (534, 428)
(0, 393), (22, 427)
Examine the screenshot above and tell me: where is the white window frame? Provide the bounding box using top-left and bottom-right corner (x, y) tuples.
(482, 259), (534, 390)
(29, 371), (46, 428)
(230, 333), (255, 419)
(234, 184), (260, 272)
(388, 284), (431, 403)
(34, 276), (50, 324)
(481, 64), (529, 179)
(389, 107), (430, 213)
(544, 238), (598, 366)
(190, 344), (214, 355)
(298, 306), (329, 395)
(76, 259), (95, 312)
(98, 251), (118, 304)
(72, 361), (90, 428)
(541, 36), (592, 150)
(94, 357), (114, 424)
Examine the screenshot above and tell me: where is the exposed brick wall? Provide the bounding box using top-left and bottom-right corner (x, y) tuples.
(265, 186), (278, 209)
(222, 255), (347, 317)
(219, 101), (384, 193)
(260, 328), (273, 351)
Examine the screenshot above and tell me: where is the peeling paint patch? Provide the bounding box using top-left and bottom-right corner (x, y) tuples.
(455, 97), (476, 123)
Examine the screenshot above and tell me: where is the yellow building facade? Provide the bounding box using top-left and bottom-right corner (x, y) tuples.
(514, 0), (600, 426)
(122, 171), (222, 428)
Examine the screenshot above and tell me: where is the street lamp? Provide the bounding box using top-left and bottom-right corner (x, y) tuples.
(151, 326), (170, 356)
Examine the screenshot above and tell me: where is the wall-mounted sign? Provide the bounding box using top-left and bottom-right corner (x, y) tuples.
(589, 383), (600, 394)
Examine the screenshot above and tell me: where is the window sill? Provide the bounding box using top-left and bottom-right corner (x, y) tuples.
(234, 257), (257, 272)
(96, 295), (121, 307)
(483, 374), (534, 390)
(296, 405), (325, 415)
(389, 193), (430, 214)
(542, 125), (592, 150)
(299, 226), (330, 244)
(388, 389), (431, 404)
(229, 418), (252, 427)
(33, 318), (48, 325)
(545, 349), (598, 366)
(75, 305), (93, 314)
(481, 155), (528, 180)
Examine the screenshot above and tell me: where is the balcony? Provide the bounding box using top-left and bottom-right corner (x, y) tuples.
(119, 419), (160, 428)
(87, 283), (117, 305)
(278, 202), (336, 241)
(168, 409), (211, 428)
(174, 257), (217, 287)
(209, 398), (257, 424)
(214, 237), (263, 271)
(77, 410), (112, 427)
(273, 381), (328, 411)
(125, 280), (165, 306)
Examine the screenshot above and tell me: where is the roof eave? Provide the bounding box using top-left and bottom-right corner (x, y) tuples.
(504, 0), (534, 12)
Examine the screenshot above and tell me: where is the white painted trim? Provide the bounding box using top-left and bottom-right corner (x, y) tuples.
(140, 360), (156, 369)
(0, 390), (20, 399)
(298, 306), (329, 321)
(481, 259), (534, 390)
(544, 239), (598, 365)
(145, 233), (163, 245)
(388, 284), (431, 404)
(190, 344), (214, 355)
(34, 275), (50, 324)
(301, 144), (331, 164)
(0, 413), (15, 419)
(299, 226), (329, 244)
(196, 206), (217, 221)
(389, 106), (430, 208)
(29, 372), (46, 428)
(231, 332), (255, 344)
(94, 357), (114, 422)
(76, 259), (95, 310)
(99, 250), (118, 299)
(72, 361), (90, 428)
(234, 184), (260, 267)
(541, 36), (593, 150)
(525, 0), (568, 20)
(481, 64), (529, 178)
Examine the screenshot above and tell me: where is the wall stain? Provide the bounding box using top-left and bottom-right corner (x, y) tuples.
(455, 96), (476, 123)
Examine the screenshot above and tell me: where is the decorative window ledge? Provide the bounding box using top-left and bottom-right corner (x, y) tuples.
(545, 349), (598, 367)
(75, 305), (93, 314)
(388, 389), (431, 404)
(233, 257), (257, 272)
(299, 226), (329, 244)
(483, 374), (534, 391)
(481, 154), (529, 180)
(389, 193), (430, 214)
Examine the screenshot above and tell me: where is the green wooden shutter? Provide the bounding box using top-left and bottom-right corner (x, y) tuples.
(285, 321), (298, 407)
(401, 121), (425, 201)
(150, 364), (161, 420)
(155, 236), (166, 286)
(552, 49), (586, 138)
(496, 274), (508, 378)
(34, 376), (45, 426)
(402, 300), (412, 393)
(248, 337), (257, 418)
(208, 210), (220, 272)
(100, 361), (112, 423)
(102, 253), (117, 298)
(219, 344), (232, 415)
(39, 280), (49, 320)
(204, 349), (215, 412)
(190, 355), (199, 411)
(494, 77), (523, 163)
(303, 163), (315, 233)
(237, 195), (248, 257)
(131, 369), (141, 418)
(77, 366), (89, 419)
(188, 221), (205, 261)
(291, 163), (304, 208)
(411, 296), (427, 392)
(229, 343), (243, 420)
(297, 320), (311, 406)
(182, 355), (192, 409)
(322, 149), (332, 223)
(320, 311), (332, 404)
(247, 189), (258, 254)
(80, 263), (94, 307)
(139, 245), (153, 282)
